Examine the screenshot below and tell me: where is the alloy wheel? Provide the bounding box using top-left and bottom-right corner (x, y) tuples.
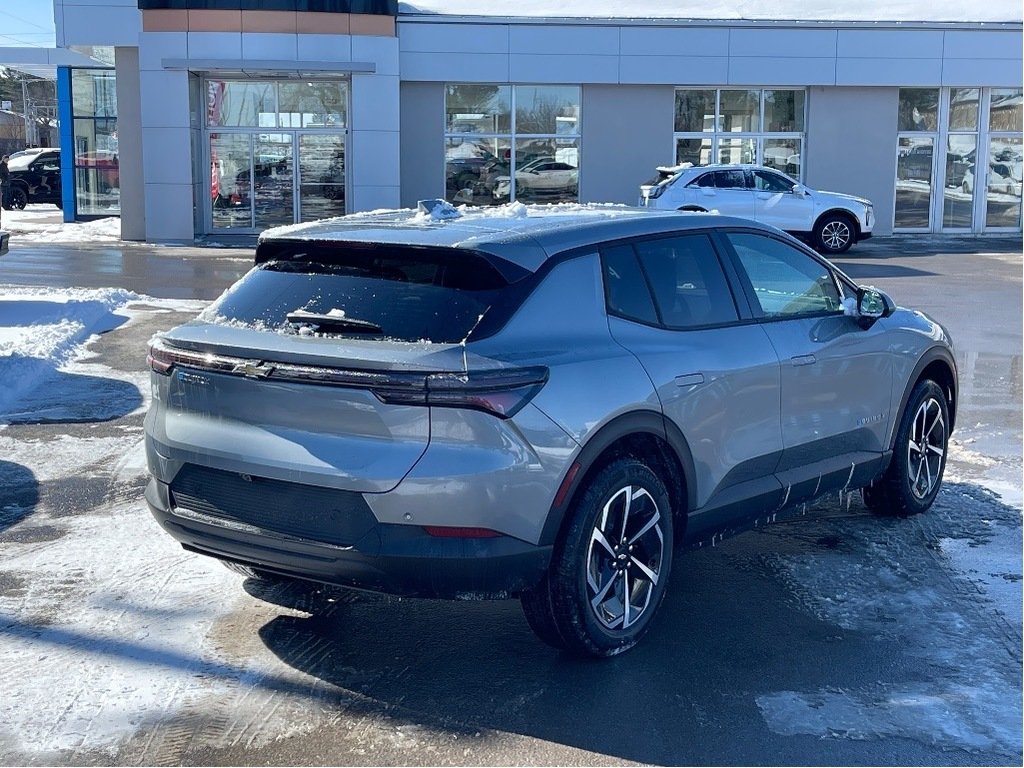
(907, 396), (945, 500)
(821, 220), (851, 251)
(586, 485), (665, 630)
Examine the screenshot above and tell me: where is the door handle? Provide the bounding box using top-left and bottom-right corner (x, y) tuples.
(675, 373), (705, 387)
(791, 354), (817, 367)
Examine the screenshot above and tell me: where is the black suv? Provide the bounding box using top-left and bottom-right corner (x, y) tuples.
(4, 149), (62, 210)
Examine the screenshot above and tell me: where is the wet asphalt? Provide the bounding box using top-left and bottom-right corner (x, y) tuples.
(0, 233), (1020, 766)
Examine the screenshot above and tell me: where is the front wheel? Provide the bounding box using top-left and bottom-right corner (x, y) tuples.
(814, 213), (855, 254)
(863, 379), (950, 516)
(8, 186), (27, 210)
(521, 457), (673, 657)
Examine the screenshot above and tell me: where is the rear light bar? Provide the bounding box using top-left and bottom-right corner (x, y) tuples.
(148, 337), (547, 419)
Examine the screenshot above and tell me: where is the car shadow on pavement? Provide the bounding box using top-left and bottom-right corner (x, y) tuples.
(833, 262), (938, 279)
(0, 365), (142, 425)
(0, 460), (39, 534)
(252, 486), (1022, 766)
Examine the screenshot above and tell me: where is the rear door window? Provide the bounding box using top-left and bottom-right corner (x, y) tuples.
(203, 242), (525, 343)
(712, 170), (749, 189)
(634, 234), (740, 329)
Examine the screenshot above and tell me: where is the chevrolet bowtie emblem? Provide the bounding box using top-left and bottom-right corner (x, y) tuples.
(233, 360), (275, 379)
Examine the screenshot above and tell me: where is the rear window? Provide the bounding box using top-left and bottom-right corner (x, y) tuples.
(202, 242), (527, 344)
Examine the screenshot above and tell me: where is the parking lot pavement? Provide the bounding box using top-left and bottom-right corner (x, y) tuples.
(0, 235), (1019, 766)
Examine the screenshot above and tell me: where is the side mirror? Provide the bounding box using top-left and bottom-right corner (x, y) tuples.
(792, 184), (807, 197)
(856, 286), (895, 326)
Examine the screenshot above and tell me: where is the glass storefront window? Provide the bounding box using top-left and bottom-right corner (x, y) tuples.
(942, 134), (976, 229)
(985, 136), (1023, 228)
(898, 89), (939, 132)
(70, 68), (119, 216)
(72, 69), (116, 118)
(445, 84), (511, 134)
(763, 138), (801, 178)
(278, 82), (346, 129)
(514, 86), (580, 135)
(720, 90), (760, 133)
(445, 137), (511, 205)
(672, 88), (804, 178)
(674, 90), (716, 132)
(990, 89), (1024, 132)
(949, 88), (980, 131)
(443, 85), (580, 205)
(207, 80), (276, 127)
(510, 138), (578, 204)
(675, 137), (712, 166)
(895, 136), (934, 229)
(717, 137), (755, 165)
(764, 90), (805, 132)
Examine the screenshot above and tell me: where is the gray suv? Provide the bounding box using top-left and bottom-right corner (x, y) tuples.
(144, 205), (956, 657)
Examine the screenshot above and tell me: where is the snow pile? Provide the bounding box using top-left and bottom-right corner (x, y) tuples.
(0, 287), (139, 416)
(7, 216), (122, 244)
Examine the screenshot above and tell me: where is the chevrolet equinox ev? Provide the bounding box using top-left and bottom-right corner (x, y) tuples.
(144, 203), (956, 657)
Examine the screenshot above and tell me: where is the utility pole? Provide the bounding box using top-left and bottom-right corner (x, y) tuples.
(20, 78), (30, 147)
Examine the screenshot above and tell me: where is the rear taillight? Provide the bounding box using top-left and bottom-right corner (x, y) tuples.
(376, 367), (548, 419)
(147, 338), (547, 419)
(641, 184), (666, 201)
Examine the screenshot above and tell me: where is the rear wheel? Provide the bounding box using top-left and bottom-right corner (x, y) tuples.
(814, 213), (855, 254)
(521, 457), (673, 657)
(863, 379), (949, 516)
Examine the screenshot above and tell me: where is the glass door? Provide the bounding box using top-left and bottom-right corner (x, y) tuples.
(298, 134), (346, 222)
(207, 131), (345, 232)
(210, 133), (253, 230)
(253, 133), (294, 230)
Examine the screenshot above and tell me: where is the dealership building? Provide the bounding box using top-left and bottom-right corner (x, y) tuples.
(4, 0), (1022, 241)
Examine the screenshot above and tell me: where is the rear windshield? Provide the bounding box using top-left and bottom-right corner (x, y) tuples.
(202, 242), (527, 344)
(643, 168), (680, 187)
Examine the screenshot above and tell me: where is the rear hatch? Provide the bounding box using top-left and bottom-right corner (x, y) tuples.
(638, 164), (690, 206)
(148, 240), (539, 494)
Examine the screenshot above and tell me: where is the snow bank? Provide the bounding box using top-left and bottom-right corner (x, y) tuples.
(6, 216), (122, 244)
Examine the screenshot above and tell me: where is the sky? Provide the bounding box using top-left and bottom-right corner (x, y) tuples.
(0, 3), (56, 48)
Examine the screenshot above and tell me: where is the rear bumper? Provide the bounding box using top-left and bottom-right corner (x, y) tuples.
(146, 477), (551, 599)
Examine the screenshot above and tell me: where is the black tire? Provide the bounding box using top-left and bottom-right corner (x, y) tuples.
(520, 457), (673, 657)
(863, 379), (950, 516)
(8, 186), (28, 210)
(813, 212), (855, 254)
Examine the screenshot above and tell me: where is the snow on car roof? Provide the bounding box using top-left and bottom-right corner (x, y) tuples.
(259, 202), (752, 273)
(398, 0), (1021, 23)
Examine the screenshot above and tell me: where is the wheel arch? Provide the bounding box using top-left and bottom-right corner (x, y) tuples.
(814, 208), (861, 238)
(888, 346), (958, 451)
(538, 411), (697, 549)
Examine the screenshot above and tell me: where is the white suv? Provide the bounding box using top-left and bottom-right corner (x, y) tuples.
(639, 164), (873, 254)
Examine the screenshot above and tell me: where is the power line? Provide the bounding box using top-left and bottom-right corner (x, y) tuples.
(0, 9), (55, 33)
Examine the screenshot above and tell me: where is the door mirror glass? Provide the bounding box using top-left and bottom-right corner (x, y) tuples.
(857, 287), (888, 319)
(792, 184), (806, 197)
